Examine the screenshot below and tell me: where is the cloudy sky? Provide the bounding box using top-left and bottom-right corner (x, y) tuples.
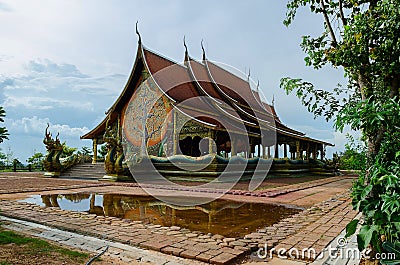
(0, 0), (354, 162)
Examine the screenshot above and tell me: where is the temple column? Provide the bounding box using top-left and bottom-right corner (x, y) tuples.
(208, 130), (215, 154)
(296, 141), (301, 159)
(267, 146), (271, 158)
(92, 138), (98, 164)
(258, 144), (261, 158)
(274, 143), (279, 158)
(231, 137), (235, 156)
(312, 145), (317, 159)
(139, 206), (145, 221)
(172, 208), (176, 226)
(284, 144), (288, 158)
(173, 110), (178, 155)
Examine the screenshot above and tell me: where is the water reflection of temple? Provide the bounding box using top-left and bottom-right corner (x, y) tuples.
(41, 193), (299, 237)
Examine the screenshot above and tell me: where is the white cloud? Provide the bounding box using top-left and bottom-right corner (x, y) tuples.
(333, 126), (362, 154)
(0, 59), (124, 112)
(3, 95), (93, 111)
(7, 116), (89, 137)
(0, 2), (12, 12)
(3, 116), (91, 162)
(26, 59), (88, 77)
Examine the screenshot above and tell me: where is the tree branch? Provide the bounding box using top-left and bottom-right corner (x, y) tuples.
(320, 0), (338, 47)
(338, 0), (347, 26)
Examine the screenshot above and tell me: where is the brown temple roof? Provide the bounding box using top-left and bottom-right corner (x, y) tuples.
(81, 38), (333, 147)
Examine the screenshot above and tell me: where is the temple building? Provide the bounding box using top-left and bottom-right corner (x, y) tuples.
(81, 31), (333, 180)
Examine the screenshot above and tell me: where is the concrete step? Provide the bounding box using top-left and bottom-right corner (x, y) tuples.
(61, 163), (105, 180)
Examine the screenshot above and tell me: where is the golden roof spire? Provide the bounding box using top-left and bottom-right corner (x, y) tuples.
(183, 35), (189, 61)
(201, 39), (206, 61)
(135, 21), (141, 44)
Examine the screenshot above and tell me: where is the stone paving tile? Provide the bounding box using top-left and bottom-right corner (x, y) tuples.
(0, 215), (204, 265)
(0, 176), (358, 264)
(0, 176), (111, 194)
(0, 200), (237, 263)
(209, 252), (237, 265)
(269, 195), (358, 262)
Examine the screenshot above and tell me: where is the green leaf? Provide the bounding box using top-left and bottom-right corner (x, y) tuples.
(346, 219), (359, 238)
(357, 225), (376, 251)
(361, 184), (373, 199)
(381, 260), (400, 265)
(381, 241), (400, 264)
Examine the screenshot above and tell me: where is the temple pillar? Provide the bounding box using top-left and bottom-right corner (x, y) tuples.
(173, 110), (178, 155)
(312, 145), (317, 160)
(268, 146), (271, 158)
(231, 136), (235, 156)
(258, 144), (261, 157)
(139, 206), (145, 221)
(284, 144), (288, 158)
(296, 141), (301, 159)
(172, 208), (176, 226)
(274, 143), (279, 158)
(208, 130), (215, 154)
(92, 138), (98, 164)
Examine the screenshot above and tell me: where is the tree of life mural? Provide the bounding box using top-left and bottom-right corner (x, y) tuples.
(123, 79), (172, 158)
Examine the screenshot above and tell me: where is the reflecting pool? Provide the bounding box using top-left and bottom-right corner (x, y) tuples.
(20, 193), (301, 237)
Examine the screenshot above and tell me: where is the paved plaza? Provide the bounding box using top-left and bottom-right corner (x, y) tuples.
(0, 173), (358, 264)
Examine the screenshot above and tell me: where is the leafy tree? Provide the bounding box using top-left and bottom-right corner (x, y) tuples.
(13, 158), (23, 167)
(5, 146), (14, 166)
(61, 142), (77, 157)
(338, 135), (366, 170)
(27, 152), (44, 167)
(80, 146), (92, 156)
(282, 0), (400, 259)
(76, 146), (92, 163)
(0, 106), (9, 143)
(98, 144), (107, 159)
(0, 148), (6, 166)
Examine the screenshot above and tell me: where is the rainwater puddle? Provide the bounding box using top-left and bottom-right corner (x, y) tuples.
(20, 193), (301, 237)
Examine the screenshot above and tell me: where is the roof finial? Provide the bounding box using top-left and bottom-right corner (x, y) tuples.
(272, 94), (275, 106)
(247, 68), (251, 81)
(256, 80), (259, 92)
(135, 21), (141, 44)
(201, 39), (206, 61)
(183, 35), (188, 61)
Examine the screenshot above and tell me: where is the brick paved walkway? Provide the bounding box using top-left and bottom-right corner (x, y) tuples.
(0, 215), (203, 265)
(0, 200), (245, 264)
(0, 175), (359, 264)
(0, 175), (111, 194)
(273, 192), (358, 259)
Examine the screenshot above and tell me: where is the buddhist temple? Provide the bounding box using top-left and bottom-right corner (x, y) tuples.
(81, 29), (333, 181)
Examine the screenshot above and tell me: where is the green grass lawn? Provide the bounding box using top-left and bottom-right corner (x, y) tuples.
(0, 227), (89, 263)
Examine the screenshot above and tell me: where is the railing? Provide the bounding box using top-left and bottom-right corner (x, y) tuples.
(0, 163), (45, 172)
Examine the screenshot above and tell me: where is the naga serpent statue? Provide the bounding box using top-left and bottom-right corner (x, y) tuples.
(43, 123), (78, 176)
(103, 117), (125, 176)
(43, 123), (63, 175)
